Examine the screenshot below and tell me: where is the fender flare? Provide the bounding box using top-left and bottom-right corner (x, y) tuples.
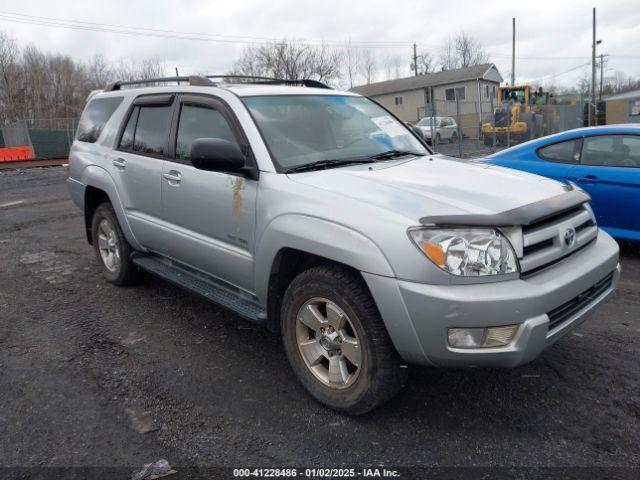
(80, 165), (144, 251)
(254, 214), (395, 303)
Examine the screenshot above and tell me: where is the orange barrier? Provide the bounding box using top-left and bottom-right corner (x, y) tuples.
(0, 146), (34, 162)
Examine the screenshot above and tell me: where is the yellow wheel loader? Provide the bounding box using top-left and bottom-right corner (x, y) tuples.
(482, 85), (554, 146)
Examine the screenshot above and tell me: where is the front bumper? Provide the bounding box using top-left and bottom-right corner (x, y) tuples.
(363, 231), (620, 368)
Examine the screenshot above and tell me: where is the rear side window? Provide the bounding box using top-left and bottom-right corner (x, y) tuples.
(537, 139), (579, 164)
(581, 135), (640, 168)
(118, 105), (172, 156)
(175, 105), (239, 160)
(76, 97), (123, 143)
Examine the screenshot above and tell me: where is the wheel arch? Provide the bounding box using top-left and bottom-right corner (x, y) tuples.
(255, 215), (395, 331)
(81, 165), (143, 250)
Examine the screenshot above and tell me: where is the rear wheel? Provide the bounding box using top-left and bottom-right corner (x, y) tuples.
(281, 265), (406, 415)
(91, 203), (140, 286)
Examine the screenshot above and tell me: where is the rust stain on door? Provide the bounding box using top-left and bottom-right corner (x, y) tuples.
(229, 177), (245, 216)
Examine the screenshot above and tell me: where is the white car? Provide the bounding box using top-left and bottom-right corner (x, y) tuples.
(415, 116), (459, 144)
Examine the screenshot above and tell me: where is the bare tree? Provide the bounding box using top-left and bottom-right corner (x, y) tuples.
(454, 32), (489, 68)
(414, 50), (434, 75)
(438, 36), (457, 71)
(0, 31), (20, 121)
(85, 54), (114, 89)
(358, 49), (377, 85)
(342, 39), (360, 89)
(382, 54), (403, 80)
(113, 56), (165, 82)
(438, 32), (489, 70)
(230, 40), (341, 83)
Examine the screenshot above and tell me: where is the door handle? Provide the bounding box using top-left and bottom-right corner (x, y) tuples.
(163, 171), (182, 184)
(112, 158), (126, 169)
(577, 175), (598, 183)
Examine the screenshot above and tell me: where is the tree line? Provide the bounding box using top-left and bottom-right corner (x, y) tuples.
(0, 30), (163, 125)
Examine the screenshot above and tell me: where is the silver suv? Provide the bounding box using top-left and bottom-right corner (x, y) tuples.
(68, 76), (620, 414)
(415, 116), (459, 144)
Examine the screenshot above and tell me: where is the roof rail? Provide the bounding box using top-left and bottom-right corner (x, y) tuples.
(103, 75), (332, 92)
(104, 75), (214, 92)
(204, 75), (332, 89)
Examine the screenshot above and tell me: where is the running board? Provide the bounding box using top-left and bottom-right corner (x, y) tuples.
(132, 254), (267, 324)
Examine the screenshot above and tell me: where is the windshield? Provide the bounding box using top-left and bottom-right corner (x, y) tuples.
(417, 117), (441, 127)
(501, 89), (526, 104)
(242, 95), (429, 170)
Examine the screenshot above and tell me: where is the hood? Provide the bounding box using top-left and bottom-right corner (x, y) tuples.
(288, 155), (571, 222)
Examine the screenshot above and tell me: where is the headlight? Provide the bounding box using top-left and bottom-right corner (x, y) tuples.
(408, 227), (519, 276)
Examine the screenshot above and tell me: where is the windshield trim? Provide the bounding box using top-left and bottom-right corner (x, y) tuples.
(240, 94), (432, 173)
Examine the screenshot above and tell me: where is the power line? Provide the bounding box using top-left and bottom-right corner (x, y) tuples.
(528, 61), (592, 84)
(0, 10), (411, 48)
(3, 10), (639, 62)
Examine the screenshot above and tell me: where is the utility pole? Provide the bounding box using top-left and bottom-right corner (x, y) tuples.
(599, 53), (605, 101)
(413, 43), (418, 76)
(591, 7), (596, 126)
(511, 18), (516, 86)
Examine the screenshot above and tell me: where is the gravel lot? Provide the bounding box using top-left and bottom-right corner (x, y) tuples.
(1, 167), (638, 473)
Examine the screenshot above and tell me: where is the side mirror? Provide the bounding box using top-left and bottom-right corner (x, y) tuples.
(190, 138), (245, 172)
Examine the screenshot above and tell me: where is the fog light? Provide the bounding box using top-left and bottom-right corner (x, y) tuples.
(448, 325), (519, 349)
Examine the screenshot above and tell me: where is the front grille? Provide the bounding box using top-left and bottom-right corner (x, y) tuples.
(547, 272), (614, 331)
(519, 203), (598, 275)
(523, 205), (585, 233)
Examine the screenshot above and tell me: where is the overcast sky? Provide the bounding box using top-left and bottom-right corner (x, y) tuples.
(1, 0), (639, 89)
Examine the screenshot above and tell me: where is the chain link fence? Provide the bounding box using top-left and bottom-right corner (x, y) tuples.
(414, 96), (587, 159)
(1, 118), (77, 160)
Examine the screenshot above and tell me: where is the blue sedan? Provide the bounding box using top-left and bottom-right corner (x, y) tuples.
(478, 125), (640, 242)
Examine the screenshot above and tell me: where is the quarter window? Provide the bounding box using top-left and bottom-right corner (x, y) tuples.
(537, 139), (580, 163)
(76, 97), (123, 143)
(119, 106), (139, 151)
(581, 135), (640, 168)
(175, 105), (239, 161)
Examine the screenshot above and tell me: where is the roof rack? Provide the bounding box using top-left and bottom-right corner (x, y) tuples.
(104, 75), (214, 91)
(203, 75), (332, 89)
(103, 75), (332, 92)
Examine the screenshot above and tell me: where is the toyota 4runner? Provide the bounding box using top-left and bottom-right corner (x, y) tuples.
(68, 75), (620, 414)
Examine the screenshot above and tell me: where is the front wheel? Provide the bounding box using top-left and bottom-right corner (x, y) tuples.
(450, 131), (459, 143)
(281, 265), (406, 415)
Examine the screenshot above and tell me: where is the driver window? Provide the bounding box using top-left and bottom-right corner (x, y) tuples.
(175, 104), (239, 161)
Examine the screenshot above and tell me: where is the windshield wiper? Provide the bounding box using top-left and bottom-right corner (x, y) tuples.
(284, 158), (375, 173)
(370, 150), (426, 160)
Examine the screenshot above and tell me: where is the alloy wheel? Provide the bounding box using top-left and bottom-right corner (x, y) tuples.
(97, 219), (121, 273)
(295, 297), (362, 389)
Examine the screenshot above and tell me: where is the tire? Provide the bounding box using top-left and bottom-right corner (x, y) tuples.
(91, 203), (141, 286)
(450, 131), (458, 144)
(280, 264), (406, 415)
(483, 135), (493, 146)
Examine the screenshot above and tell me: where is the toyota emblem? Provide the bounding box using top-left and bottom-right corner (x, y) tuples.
(564, 227), (577, 247)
